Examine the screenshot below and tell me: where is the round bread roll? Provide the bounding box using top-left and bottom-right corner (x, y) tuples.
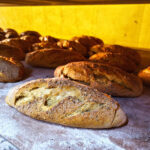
(72, 35), (104, 50)
(0, 44), (25, 60)
(54, 61), (143, 97)
(89, 44), (141, 66)
(89, 52), (138, 73)
(25, 48), (86, 68)
(57, 40), (88, 57)
(138, 66), (150, 86)
(0, 56), (24, 82)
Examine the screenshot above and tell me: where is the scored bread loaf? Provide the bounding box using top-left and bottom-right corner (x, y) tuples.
(25, 48), (86, 68)
(54, 61), (143, 97)
(5, 78), (127, 128)
(89, 52), (138, 73)
(89, 44), (141, 66)
(0, 56), (24, 82)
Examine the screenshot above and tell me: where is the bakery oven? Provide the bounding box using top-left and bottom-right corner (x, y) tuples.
(0, 1), (150, 150)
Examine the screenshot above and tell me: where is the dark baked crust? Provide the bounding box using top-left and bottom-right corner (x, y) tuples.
(54, 61), (143, 97)
(72, 35), (104, 50)
(25, 48), (86, 68)
(5, 78), (127, 128)
(138, 66), (150, 86)
(20, 31), (41, 38)
(0, 44), (25, 60)
(89, 52), (138, 73)
(0, 38), (30, 53)
(0, 56), (24, 82)
(89, 44), (141, 65)
(57, 40), (88, 57)
(39, 36), (59, 43)
(32, 42), (58, 51)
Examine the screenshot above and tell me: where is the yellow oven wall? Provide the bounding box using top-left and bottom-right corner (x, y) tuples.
(0, 4), (150, 49)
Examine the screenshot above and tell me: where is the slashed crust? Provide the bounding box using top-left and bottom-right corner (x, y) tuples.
(89, 44), (141, 66)
(54, 61), (143, 97)
(89, 52), (138, 73)
(25, 48), (86, 68)
(5, 78), (127, 128)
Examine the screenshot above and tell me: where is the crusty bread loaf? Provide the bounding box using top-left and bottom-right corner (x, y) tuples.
(32, 42), (58, 51)
(39, 35), (59, 43)
(138, 66), (150, 86)
(0, 56), (24, 82)
(25, 48), (86, 68)
(0, 44), (25, 60)
(72, 35), (104, 50)
(89, 52), (138, 73)
(54, 61), (143, 97)
(57, 40), (88, 57)
(20, 35), (40, 45)
(20, 30), (41, 38)
(5, 78), (127, 128)
(89, 44), (141, 66)
(0, 38), (31, 53)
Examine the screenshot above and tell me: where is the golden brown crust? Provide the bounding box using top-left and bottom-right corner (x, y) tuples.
(32, 42), (58, 51)
(0, 56), (24, 82)
(20, 31), (41, 38)
(20, 35), (40, 44)
(138, 66), (150, 86)
(25, 48), (86, 68)
(0, 38), (30, 54)
(39, 36), (59, 43)
(0, 44), (25, 60)
(54, 61), (143, 97)
(89, 52), (138, 73)
(72, 35), (104, 50)
(5, 78), (127, 128)
(89, 44), (141, 65)
(57, 40), (88, 57)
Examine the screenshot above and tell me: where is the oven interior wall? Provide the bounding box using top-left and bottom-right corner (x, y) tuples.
(0, 4), (150, 49)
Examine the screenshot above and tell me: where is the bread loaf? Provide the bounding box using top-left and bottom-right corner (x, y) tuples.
(54, 61), (143, 97)
(89, 44), (141, 66)
(0, 56), (24, 82)
(72, 35), (104, 50)
(25, 48), (86, 68)
(89, 52), (138, 73)
(5, 78), (127, 128)
(0, 44), (25, 60)
(57, 40), (88, 57)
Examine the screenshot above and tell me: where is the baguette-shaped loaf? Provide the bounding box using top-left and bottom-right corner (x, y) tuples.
(89, 52), (138, 73)
(89, 44), (141, 66)
(25, 48), (86, 68)
(0, 56), (24, 82)
(54, 61), (143, 97)
(5, 78), (127, 128)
